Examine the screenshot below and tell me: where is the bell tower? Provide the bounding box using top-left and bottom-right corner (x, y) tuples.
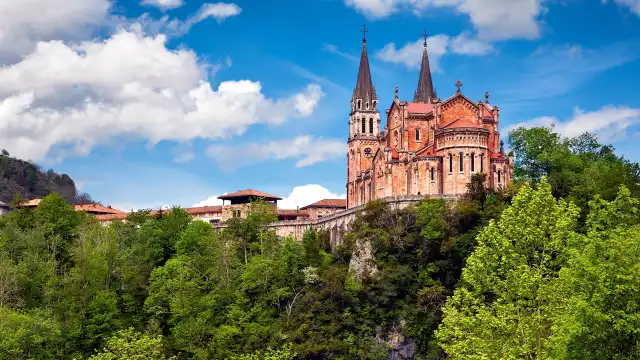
(347, 25), (381, 208)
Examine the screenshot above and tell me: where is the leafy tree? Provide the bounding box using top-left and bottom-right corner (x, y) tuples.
(0, 307), (62, 359)
(549, 187), (640, 359)
(88, 328), (174, 360)
(436, 178), (580, 358)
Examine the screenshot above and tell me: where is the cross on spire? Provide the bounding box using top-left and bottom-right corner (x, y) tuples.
(422, 29), (428, 47)
(361, 24), (368, 43)
(455, 80), (463, 93)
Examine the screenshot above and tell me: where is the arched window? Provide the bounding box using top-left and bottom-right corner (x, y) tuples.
(372, 100), (377, 108)
(480, 154), (484, 172)
(430, 167), (435, 181)
(449, 154), (453, 173)
(361, 118), (366, 133)
(357, 100), (361, 110)
(459, 152), (464, 172)
(498, 170), (502, 184)
(471, 152), (475, 172)
(416, 128), (421, 141)
(369, 118), (374, 133)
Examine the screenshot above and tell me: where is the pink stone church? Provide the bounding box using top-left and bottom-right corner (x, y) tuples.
(346, 30), (513, 209)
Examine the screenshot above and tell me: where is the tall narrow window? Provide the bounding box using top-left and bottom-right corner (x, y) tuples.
(416, 128), (421, 141)
(361, 118), (366, 133)
(480, 155), (484, 172)
(498, 170), (502, 184)
(357, 100), (361, 110)
(369, 118), (374, 133)
(471, 153), (475, 172)
(449, 154), (453, 173)
(430, 167), (435, 181)
(459, 152), (464, 172)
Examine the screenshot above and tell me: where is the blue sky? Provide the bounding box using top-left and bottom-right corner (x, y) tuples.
(1, 0), (640, 210)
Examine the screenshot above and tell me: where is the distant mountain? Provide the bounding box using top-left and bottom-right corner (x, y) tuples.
(0, 150), (92, 205)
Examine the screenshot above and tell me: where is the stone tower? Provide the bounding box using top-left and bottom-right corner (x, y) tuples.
(414, 32), (437, 103)
(347, 26), (381, 208)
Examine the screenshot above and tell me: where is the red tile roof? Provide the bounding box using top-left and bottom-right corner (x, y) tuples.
(300, 199), (347, 210)
(74, 204), (125, 214)
(95, 213), (129, 222)
(186, 206), (222, 215)
(490, 153), (504, 159)
(407, 102), (434, 114)
(277, 209), (310, 217)
(218, 189), (282, 200)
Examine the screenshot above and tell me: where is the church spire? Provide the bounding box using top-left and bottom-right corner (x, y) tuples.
(352, 24), (377, 109)
(413, 29), (435, 104)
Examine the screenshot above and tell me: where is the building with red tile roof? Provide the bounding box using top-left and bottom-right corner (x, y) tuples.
(300, 199), (347, 221)
(346, 32), (513, 208)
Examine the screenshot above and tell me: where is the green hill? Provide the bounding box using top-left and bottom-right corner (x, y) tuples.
(0, 150), (91, 204)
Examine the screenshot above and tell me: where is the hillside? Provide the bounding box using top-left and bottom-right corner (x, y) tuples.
(0, 150), (89, 204)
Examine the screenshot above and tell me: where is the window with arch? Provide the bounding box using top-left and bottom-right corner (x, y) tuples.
(430, 167), (435, 181)
(357, 100), (361, 110)
(459, 152), (464, 172)
(471, 152), (475, 172)
(498, 170), (502, 184)
(369, 118), (374, 133)
(480, 154), (484, 172)
(361, 118), (366, 133)
(448, 154), (453, 173)
(415, 128), (421, 141)
(372, 100), (377, 108)
(366, 102), (369, 109)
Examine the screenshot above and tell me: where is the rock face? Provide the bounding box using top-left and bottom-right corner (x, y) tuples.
(348, 239), (378, 282)
(384, 325), (417, 360)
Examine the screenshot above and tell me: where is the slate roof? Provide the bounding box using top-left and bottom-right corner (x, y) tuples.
(414, 43), (436, 103)
(352, 40), (377, 104)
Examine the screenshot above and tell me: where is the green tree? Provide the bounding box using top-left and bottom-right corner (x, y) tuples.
(436, 178), (580, 359)
(88, 328), (173, 360)
(549, 187), (640, 359)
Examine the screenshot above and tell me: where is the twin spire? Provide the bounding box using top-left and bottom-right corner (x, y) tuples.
(352, 26), (436, 107)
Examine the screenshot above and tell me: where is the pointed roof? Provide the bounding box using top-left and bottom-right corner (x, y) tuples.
(413, 40), (435, 103)
(217, 189), (282, 201)
(352, 38), (377, 104)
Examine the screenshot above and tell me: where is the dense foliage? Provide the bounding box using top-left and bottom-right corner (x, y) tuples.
(0, 127), (639, 359)
(0, 151), (92, 204)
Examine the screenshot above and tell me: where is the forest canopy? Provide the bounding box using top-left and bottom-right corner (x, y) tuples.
(0, 126), (639, 359)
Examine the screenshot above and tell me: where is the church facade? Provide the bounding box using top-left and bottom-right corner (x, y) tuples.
(346, 32), (513, 209)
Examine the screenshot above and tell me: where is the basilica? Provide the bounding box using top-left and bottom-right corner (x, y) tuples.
(346, 31), (513, 209)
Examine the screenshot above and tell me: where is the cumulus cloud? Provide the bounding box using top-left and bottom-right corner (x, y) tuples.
(344, 0), (544, 41)
(375, 33), (491, 70)
(0, 0), (110, 59)
(0, 28), (323, 162)
(193, 185), (345, 209)
(607, 0), (640, 14)
(508, 105), (640, 143)
(141, 0), (184, 10)
(206, 136), (346, 171)
(278, 185), (346, 209)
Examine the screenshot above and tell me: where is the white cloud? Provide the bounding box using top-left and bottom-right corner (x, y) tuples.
(206, 136), (346, 171)
(193, 3), (242, 23)
(375, 33), (490, 70)
(141, 0), (184, 10)
(0, 0), (110, 59)
(193, 185), (345, 209)
(607, 0), (640, 14)
(508, 105), (640, 143)
(133, 3), (242, 36)
(344, 0), (544, 41)
(278, 185), (346, 209)
(192, 194), (226, 207)
(0, 28), (323, 162)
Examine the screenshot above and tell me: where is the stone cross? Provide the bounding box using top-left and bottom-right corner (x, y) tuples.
(361, 24), (367, 42)
(485, 91), (489, 103)
(455, 80), (463, 93)
(395, 85), (399, 98)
